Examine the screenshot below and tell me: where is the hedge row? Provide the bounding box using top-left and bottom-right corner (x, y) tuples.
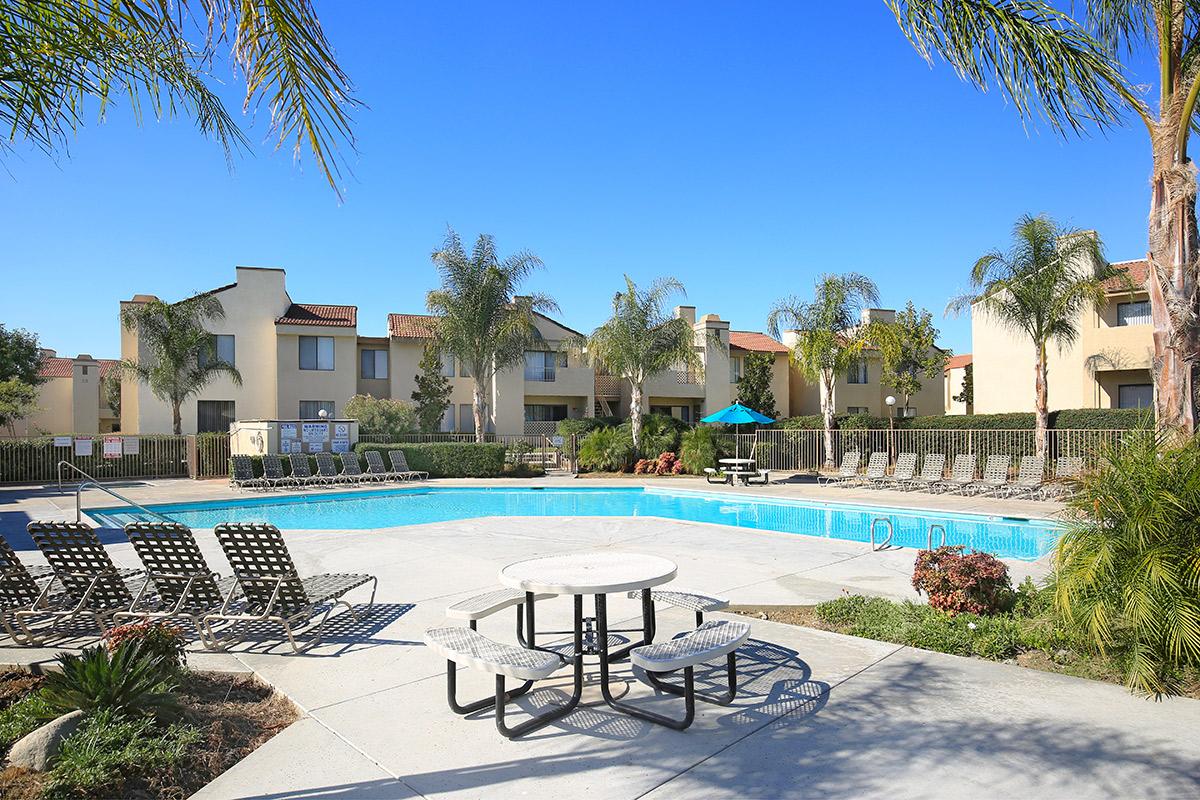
(353, 442), (508, 478)
(771, 408), (1144, 431)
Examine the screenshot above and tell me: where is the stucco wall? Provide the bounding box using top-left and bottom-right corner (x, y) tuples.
(275, 326), (359, 418)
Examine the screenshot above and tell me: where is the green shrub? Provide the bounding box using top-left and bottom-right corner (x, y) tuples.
(45, 709), (201, 800)
(679, 426), (725, 474)
(912, 546), (1013, 615)
(577, 427), (635, 472)
(1047, 408), (1143, 430)
(0, 691), (55, 748)
(43, 642), (179, 720)
(343, 394), (418, 436)
(353, 442), (507, 478)
(620, 413), (689, 456)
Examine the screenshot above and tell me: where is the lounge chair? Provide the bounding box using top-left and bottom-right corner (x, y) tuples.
(877, 452), (917, 490)
(22, 522), (148, 639)
(963, 454), (1011, 496)
(338, 453), (371, 484)
(930, 454), (976, 494)
(389, 450), (428, 481)
(903, 453), (945, 491)
(288, 453), (322, 488)
(261, 454), (294, 490)
(0, 534), (66, 645)
(117, 522), (242, 649)
(856, 452), (890, 489)
(818, 451), (861, 486)
(1000, 455), (1045, 498)
(230, 455), (267, 491)
(315, 452), (350, 485)
(364, 450), (403, 482)
(205, 523), (377, 653)
(1042, 456), (1084, 500)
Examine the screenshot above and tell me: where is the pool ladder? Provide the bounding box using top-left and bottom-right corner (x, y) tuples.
(869, 518), (894, 551)
(927, 524), (947, 550)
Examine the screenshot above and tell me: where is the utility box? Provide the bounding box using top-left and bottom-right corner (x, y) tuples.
(229, 419), (360, 456)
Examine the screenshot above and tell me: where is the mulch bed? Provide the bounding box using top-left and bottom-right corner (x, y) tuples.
(0, 670), (299, 800)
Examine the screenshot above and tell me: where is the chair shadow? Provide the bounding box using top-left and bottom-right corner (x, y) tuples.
(216, 602), (420, 656)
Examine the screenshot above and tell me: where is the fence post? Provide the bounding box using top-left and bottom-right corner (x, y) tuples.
(186, 435), (198, 480)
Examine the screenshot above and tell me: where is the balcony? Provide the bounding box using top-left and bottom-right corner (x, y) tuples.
(524, 365), (594, 395)
(595, 374), (622, 397)
(524, 367), (557, 382)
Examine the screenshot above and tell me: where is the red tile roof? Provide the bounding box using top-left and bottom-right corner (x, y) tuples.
(275, 303), (357, 327)
(387, 313), (439, 338)
(944, 353), (972, 371)
(39, 357), (119, 379)
(1103, 259), (1149, 292)
(729, 330), (789, 354)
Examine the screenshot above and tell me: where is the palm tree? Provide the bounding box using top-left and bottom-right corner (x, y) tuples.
(426, 229), (556, 443)
(947, 215), (1113, 457)
(768, 274), (881, 467)
(886, 1), (1199, 432)
(586, 277), (706, 452)
(119, 294), (243, 435)
(2, 1), (357, 196)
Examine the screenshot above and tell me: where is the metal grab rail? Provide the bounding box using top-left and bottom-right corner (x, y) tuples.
(56, 461), (172, 524)
(869, 518), (894, 551)
(927, 524), (947, 550)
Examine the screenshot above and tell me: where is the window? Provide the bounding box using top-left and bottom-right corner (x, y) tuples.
(299, 336), (334, 371)
(198, 334), (235, 369)
(524, 404), (568, 422)
(439, 406), (455, 432)
(524, 351), (559, 382)
(846, 406), (869, 414)
(459, 360), (472, 379)
(360, 349), (388, 380)
(847, 360), (868, 384)
(650, 405), (692, 423)
(299, 400), (335, 419)
(1117, 301), (1152, 327)
(730, 357), (742, 383)
(1118, 384), (1153, 409)
(197, 400), (235, 433)
(440, 352), (455, 377)
(458, 403), (475, 433)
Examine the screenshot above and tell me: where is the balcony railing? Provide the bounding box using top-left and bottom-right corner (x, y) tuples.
(595, 375), (622, 397)
(524, 367), (556, 382)
(669, 369), (702, 385)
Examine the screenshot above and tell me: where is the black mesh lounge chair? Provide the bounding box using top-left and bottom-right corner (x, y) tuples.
(904, 453), (945, 491)
(818, 451), (860, 486)
(314, 452), (349, 485)
(389, 450), (428, 481)
(338, 453), (373, 484)
(261, 455), (294, 490)
(0, 534), (65, 645)
(205, 523), (377, 653)
(117, 522), (242, 649)
(364, 450), (402, 482)
(288, 453), (322, 488)
(230, 455), (266, 491)
(23, 522), (147, 640)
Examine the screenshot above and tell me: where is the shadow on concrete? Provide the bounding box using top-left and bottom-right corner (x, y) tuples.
(221, 602), (420, 656)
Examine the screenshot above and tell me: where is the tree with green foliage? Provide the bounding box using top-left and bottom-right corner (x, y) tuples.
(947, 215), (1116, 456)
(426, 229), (555, 443)
(102, 374), (121, 426)
(118, 295), (242, 435)
(886, 0), (1199, 433)
(768, 273), (882, 467)
(343, 394), (417, 436)
(735, 352), (779, 418)
(411, 343), (453, 433)
(953, 363), (974, 407)
(0, 325), (45, 386)
(0, 378), (39, 436)
(877, 302), (947, 412)
(1054, 425), (1200, 698)
(1, 0), (358, 196)
(586, 277), (710, 452)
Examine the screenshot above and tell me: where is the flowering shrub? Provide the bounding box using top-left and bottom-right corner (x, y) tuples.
(655, 452), (678, 475)
(633, 458), (654, 474)
(103, 620), (188, 671)
(671, 460), (685, 475)
(912, 546), (1012, 616)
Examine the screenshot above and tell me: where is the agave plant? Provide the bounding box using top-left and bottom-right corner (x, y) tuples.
(1053, 424), (1200, 697)
(43, 641), (180, 719)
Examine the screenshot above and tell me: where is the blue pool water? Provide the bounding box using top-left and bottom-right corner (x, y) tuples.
(87, 487), (1061, 561)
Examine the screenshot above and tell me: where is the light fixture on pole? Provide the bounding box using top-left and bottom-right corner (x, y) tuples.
(885, 395), (896, 464)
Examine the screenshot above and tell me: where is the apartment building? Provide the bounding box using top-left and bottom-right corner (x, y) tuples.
(972, 258), (1154, 413)
(6, 351), (119, 436)
(782, 309), (947, 418)
(944, 354), (973, 415)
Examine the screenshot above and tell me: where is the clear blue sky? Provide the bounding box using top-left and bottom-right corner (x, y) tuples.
(0, 3), (1154, 359)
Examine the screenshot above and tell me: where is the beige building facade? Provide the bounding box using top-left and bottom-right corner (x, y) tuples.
(971, 258), (1154, 414)
(944, 354), (973, 415)
(6, 352), (119, 436)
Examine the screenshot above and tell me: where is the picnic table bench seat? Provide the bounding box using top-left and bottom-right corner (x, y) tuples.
(626, 587), (729, 625)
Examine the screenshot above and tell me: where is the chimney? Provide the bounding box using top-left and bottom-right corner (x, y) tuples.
(674, 305), (696, 326)
(39, 348), (56, 359)
(860, 308), (896, 326)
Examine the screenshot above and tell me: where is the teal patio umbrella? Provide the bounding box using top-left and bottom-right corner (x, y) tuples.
(700, 402), (775, 461)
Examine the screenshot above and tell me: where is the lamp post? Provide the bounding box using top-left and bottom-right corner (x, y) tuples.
(885, 395), (896, 465)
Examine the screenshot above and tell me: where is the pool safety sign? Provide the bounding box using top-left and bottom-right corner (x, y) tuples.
(74, 438), (92, 457)
(302, 422), (329, 444)
(122, 437), (140, 456)
(103, 436), (122, 459)
(280, 423), (298, 441)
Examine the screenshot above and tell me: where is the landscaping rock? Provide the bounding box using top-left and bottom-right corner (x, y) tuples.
(7, 710), (84, 771)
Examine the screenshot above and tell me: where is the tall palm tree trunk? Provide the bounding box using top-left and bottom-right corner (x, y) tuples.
(172, 401), (183, 436)
(472, 380), (487, 444)
(819, 369), (836, 467)
(1148, 126), (1200, 434)
(1034, 343), (1049, 459)
(629, 381), (644, 451)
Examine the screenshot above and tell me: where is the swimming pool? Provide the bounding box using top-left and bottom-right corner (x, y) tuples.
(86, 487), (1061, 561)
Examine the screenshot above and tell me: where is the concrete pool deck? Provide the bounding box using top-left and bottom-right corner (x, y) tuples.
(1, 476), (1197, 798)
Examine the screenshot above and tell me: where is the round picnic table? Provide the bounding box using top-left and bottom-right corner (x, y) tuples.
(499, 552), (678, 730)
(718, 457), (756, 485)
